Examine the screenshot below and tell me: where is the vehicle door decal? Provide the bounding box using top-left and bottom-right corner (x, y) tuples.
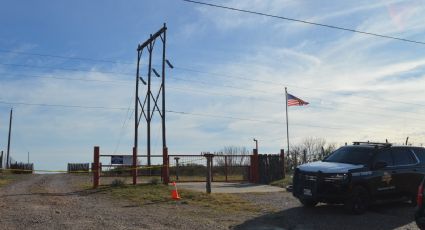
(382, 171), (392, 184)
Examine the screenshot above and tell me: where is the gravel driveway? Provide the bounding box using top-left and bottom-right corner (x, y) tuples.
(234, 192), (420, 230)
(0, 174), (420, 230)
(0, 174), (254, 230)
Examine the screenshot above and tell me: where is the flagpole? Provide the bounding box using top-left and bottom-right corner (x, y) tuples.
(285, 87), (289, 161)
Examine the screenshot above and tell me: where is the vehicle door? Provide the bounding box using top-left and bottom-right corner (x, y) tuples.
(391, 147), (421, 196)
(370, 148), (399, 199)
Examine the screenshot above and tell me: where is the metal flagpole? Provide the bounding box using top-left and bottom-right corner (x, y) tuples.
(285, 87), (289, 160)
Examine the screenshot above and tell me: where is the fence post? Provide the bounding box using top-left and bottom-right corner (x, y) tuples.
(204, 153), (214, 194)
(93, 146), (100, 188)
(280, 149), (285, 179)
(252, 149), (259, 183)
(174, 157), (180, 181)
(132, 147), (137, 185)
(224, 155), (228, 182)
(162, 147), (169, 185)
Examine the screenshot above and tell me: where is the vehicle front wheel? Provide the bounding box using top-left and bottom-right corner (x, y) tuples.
(299, 198), (318, 207)
(344, 186), (369, 214)
(410, 193), (418, 207)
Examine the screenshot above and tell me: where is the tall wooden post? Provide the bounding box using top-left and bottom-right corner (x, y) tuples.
(132, 147), (137, 185)
(252, 148), (259, 183)
(6, 108), (13, 169)
(224, 155), (228, 182)
(174, 157), (180, 181)
(205, 153), (214, 194)
(93, 146), (100, 188)
(280, 149), (285, 179)
(162, 147), (169, 185)
(0, 151), (3, 170)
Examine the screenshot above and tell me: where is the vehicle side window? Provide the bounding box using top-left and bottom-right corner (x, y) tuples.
(374, 149), (393, 166)
(413, 148), (425, 164)
(392, 148), (417, 166)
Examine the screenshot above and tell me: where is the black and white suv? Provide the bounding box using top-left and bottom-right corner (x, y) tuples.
(292, 142), (425, 214)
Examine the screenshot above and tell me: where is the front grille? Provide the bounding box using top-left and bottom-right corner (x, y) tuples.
(297, 171), (318, 190)
(294, 170), (348, 200)
(304, 175), (317, 181)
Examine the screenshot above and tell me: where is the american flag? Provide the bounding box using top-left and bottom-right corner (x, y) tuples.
(287, 93), (309, 106)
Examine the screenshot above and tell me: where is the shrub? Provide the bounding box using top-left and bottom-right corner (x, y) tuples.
(111, 179), (125, 187)
(149, 178), (159, 185)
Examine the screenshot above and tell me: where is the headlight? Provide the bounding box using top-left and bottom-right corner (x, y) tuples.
(324, 173), (349, 182)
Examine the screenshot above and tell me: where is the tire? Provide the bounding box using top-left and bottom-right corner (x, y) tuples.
(299, 198), (318, 207)
(344, 186), (369, 214)
(410, 194), (418, 207)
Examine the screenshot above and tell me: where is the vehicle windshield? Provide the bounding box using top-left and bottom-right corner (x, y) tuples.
(323, 146), (374, 165)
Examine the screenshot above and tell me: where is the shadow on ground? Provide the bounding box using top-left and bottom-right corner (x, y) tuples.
(0, 186), (112, 198)
(234, 202), (417, 230)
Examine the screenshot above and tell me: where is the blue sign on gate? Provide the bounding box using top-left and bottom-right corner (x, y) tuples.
(111, 156), (124, 164)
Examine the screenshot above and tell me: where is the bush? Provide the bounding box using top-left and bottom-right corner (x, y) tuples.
(149, 178), (159, 185)
(111, 179), (125, 187)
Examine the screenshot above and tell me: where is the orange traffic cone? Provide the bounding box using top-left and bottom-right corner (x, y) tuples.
(171, 181), (181, 200)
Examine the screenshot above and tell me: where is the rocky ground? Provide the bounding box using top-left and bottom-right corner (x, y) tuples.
(0, 174), (420, 230)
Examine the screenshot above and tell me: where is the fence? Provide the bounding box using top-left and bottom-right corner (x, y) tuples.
(9, 162), (33, 174)
(92, 146), (286, 188)
(67, 163), (90, 172)
(169, 155), (206, 182)
(258, 154), (284, 184)
(169, 154), (252, 182)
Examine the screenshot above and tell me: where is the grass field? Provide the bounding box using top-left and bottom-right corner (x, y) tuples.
(0, 173), (14, 187)
(270, 173), (293, 188)
(101, 182), (260, 213)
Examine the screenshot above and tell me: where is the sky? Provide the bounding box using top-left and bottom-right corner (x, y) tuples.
(1, 0), (425, 170)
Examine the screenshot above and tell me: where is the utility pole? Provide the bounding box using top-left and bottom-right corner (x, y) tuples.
(6, 108), (13, 169)
(27, 151), (29, 164)
(135, 24), (171, 184)
(253, 138), (258, 152)
(147, 34), (153, 167)
(0, 151), (3, 170)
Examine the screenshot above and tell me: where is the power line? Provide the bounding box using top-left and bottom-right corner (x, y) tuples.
(0, 49), (133, 65)
(0, 99), (420, 132)
(168, 85), (425, 120)
(0, 99), (347, 129)
(3, 70), (425, 120)
(113, 98), (135, 155)
(181, 0), (425, 45)
(3, 73), (132, 84)
(0, 100), (129, 110)
(3, 49), (425, 109)
(0, 63), (133, 76)
(165, 110), (345, 130)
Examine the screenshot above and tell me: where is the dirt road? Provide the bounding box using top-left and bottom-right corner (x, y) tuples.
(0, 174), (421, 230)
(0, 174), (252, 230)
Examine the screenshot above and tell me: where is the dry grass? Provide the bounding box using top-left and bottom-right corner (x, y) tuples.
(0, 173), (14, 187)
(104, 183), (260, 213)
(270, 173), (293, 188)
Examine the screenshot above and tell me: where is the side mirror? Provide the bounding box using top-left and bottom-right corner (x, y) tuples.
(374, 161), (387, 169)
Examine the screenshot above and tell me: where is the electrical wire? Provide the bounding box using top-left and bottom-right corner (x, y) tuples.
(0, 49), (133, 65)
(181, 0), (425, 45)
(0, 62), (133, 76)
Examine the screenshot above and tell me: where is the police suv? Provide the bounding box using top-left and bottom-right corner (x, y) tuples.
(292, 142), (425, 214)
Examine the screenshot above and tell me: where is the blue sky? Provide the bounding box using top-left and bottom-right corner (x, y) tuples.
(1, 0), (425, 170)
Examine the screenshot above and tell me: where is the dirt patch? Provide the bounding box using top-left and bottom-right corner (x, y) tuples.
(0, 174), (257, 229)
(0, 174), (420, 230)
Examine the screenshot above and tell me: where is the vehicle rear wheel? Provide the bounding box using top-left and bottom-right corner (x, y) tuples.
(344, 186), (369, 214)
(410, 194), (418, 207)
(299, 198), (318, 207)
